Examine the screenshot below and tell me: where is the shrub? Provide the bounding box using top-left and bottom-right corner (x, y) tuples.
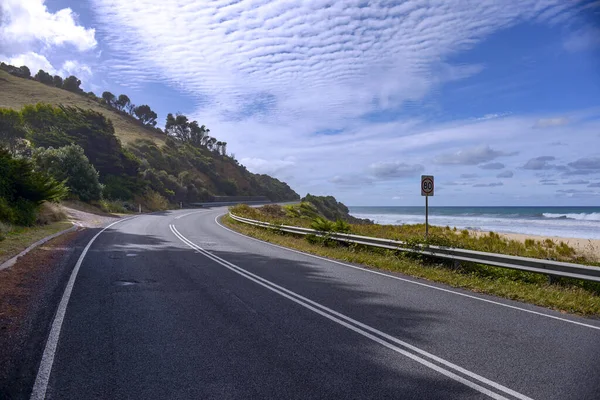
(258, 204), (286, 218)
(144, 190), (169, 211)
(0, 108), (27, 154)
(102, 175), (135, 200)
(0, 221), (11, 241)
(33, 144), (102, 202)
(310, 217), (334, 232)
(0, 148), (67, 225)
(98, 199), (128, 214)
(36, 202), (67, 225)
(333, 219), (351, 233)
(305, 233), (323, 245)
(21, 104), (142, 197)
(229, 204), (262, 219)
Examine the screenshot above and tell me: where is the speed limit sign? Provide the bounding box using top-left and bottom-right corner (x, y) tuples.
(421, 175), (434, 196)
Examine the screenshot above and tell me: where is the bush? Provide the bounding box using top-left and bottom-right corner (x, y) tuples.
(0, 221), (12, 241)
(229, 204), (262, 219)
(102, 175), (135, 200)
(98, 199), (128, 214)
(0, 108), (27, 154)
(305, 233), (323, 245)
(143, 190), (169, 211)
(333, 219), (351, 233)
(21, 104), (142, 198)
(33, 144), (102, 202)
(0, 148), (67, 225)
(36, 202), (67, 225)
(258, 204), (286, 218)
(310, 217), (334, 232)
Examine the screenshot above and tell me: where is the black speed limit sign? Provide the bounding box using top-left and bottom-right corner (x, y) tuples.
(421, 175), (434, 196)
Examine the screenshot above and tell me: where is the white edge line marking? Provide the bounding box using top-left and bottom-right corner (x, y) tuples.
(30, 217), (135, 400)
(214, 214), (600, 331)
(170, 224), (531, 400)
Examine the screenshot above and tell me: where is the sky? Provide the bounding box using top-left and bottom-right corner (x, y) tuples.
(1, 0), (600, 206)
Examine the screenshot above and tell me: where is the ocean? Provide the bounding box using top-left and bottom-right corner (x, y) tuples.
(348, 206), (600, 239)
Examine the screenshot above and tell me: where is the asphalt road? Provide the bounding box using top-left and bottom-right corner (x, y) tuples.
(31, 208), (600, 399)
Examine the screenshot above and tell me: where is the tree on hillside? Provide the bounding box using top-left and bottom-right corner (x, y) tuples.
(63, 75), (82, 92)
(189, 121), (209, 146)
(133, 105), (158, 126)
(102, 91), (116, 107)
(0, 109), (27, 154)
(35, 69), (53, 85)
(206, 137), (217, 151)
(52, 75), (63, 88)
(165, 113), (191, 141)
(33, 144), (103, 202)
(18, 66), (31, 79)
(116, 94), (131, 112)
(165, 113), (214, 147)
(220, 142), (227, 156)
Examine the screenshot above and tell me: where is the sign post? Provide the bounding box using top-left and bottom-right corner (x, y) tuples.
(421, 175), (434, 239)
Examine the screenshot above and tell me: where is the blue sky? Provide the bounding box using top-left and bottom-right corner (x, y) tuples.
(1, 0), (600, 206)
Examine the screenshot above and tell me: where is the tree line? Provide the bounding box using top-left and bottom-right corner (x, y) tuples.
(1, 63), (84, 94)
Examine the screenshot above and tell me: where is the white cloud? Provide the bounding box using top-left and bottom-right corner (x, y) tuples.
(239, 157), (295, 176)
(435, 146), (517, 166)
(568, 157), (600, 171)
(533, 117), (569, 128)
(60, 60), (92, 79)
(473, 182), (503, 187)
(522, 156), (556, 170)
(91, 0), (577, 126)
(2, 51), (56, 74)
(329, 175), (374, 186)
(563, 26), (600, 52)
(0, 0), (97, 54)
(497, 170), (514, 178)
(479, 162), (505, 170)
(369, 161), (424, 179)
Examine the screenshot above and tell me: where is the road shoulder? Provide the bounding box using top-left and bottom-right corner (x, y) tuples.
(0, 228), (98, 399)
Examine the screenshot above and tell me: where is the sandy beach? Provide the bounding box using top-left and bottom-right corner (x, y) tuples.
(472, 231), (600, 262)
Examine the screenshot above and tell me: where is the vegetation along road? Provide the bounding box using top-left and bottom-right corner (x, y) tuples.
(17, 207), (600, 399)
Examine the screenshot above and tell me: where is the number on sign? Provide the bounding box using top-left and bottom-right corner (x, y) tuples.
(421, 175), (434, 196)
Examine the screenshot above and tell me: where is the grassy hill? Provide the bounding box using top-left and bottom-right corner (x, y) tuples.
(0, 70), (165, 146)
(0, 69), (299, 204)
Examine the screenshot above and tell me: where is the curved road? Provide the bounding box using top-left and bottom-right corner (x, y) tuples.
(32, 209), (600, 399)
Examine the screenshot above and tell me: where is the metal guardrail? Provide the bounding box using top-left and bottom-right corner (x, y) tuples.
(229, 213), (600, 283)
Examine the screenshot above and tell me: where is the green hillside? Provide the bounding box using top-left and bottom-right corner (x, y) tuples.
(0, 68), (299, 206)
(0, 70), (165, 146)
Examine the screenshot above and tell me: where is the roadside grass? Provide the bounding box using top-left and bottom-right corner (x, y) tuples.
(0, 70), (165, 146)
(223, 215), (600, 317)
(230, 204), (597, 265)
(0, 221), (72, 265)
